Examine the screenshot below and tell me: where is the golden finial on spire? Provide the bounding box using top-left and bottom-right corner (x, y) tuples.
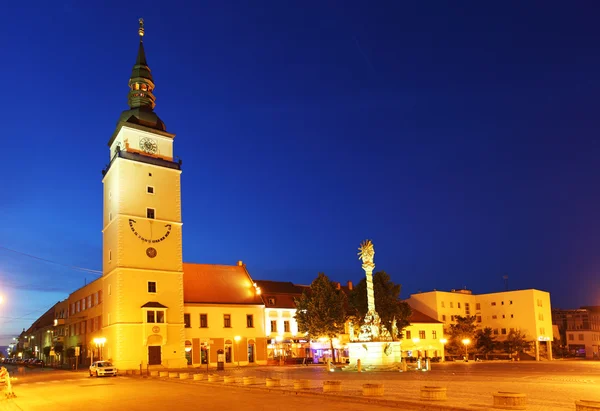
(138, 18), (145, 38)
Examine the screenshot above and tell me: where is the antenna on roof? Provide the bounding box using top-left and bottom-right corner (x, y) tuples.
(503, 275), (509, 291)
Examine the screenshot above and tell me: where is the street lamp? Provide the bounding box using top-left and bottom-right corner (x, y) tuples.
(234, 336), (241, 367)
(462, 338), (471, 361)
(93, 337), (106, 361)
(440, 338), (447, 362)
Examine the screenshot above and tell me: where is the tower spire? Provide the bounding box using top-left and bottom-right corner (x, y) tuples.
(114, 18), (166, 134)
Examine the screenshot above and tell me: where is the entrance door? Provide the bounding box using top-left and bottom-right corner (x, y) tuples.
(148, 346), (161, 365)
(248, 344), (255, 363)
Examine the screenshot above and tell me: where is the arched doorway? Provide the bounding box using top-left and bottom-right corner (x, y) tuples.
(247, 339), (255, 363)
(185, 340), (192, 365)
(147, 334), (163, 365)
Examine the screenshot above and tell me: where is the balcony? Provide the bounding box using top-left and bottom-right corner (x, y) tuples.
(102, 149), (182, 176)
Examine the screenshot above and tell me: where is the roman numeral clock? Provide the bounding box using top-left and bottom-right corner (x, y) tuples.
(128, 219), (172, 258)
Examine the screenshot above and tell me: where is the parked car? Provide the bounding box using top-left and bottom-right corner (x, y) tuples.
(89, 361), (118, 377)
(31, 359), (44, 367)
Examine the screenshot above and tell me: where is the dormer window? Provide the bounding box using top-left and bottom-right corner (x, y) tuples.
(267, 298), (276, 306)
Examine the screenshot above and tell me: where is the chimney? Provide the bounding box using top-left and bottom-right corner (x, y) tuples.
(347, 281), (353, 290)
(336, 282), (341, 290)
(237, 260), (243, 266)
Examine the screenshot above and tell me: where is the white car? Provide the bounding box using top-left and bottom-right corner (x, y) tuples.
(89, 361), (118, 377)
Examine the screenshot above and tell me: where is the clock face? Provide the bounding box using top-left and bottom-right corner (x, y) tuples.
(139, 137), (158, 154)
(146, 247), (157, 258)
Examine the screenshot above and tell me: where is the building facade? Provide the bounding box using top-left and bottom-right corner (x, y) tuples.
(552, 306), (600, 359)
(408, 288), (553, 360)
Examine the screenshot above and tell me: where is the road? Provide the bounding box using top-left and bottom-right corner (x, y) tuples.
(2, 361), (600, 410)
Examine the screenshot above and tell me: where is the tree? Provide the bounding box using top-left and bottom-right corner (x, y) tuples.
(43, 346), (51, 357)
(53, 344), (63, 356)
(294, 273), (347, 363)
(504, 330), (530, 358)
(445, 315), (477, 355)
(348, 271), (412, 341)
(475, 327), (497, 359)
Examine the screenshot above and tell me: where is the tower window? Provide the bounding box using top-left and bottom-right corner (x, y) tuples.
(148, 282), (156, 293)
(147, 186), (154, 194)
(147, 208), (155, 219)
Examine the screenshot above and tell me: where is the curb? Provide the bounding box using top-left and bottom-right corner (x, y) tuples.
(150, 375), (479, 411)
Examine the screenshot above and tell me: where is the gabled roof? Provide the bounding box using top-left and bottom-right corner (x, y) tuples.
(254, 280), (303, 295)
(254, 280), (304, 309)
(183, 263), (264, 305)
(408, 307), (442, 324)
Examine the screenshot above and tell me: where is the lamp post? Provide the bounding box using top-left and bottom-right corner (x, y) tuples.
(462, 338), (470, 362)
(93, 337), (106, 361)
(234, 336), (241, 367)
(440, 338), (447, 362)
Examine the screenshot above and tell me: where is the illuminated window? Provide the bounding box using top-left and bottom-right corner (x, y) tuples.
(538, 313), (544, 321)
(270, 320), (277, 333)
(246, 314), (254, 328)
(148, 282), (156, 293)
(200, 314), (208, 328)
(147, 208), (155, 219)
(224, 314), (231, 328)
(267, 298), (276, 306)
(184, 313), (191, 328)
(419, 330), (425, 339)
(284, 321), (290, 333)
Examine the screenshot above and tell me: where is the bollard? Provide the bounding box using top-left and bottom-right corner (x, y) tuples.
(420, 386), (447, 401)
(293, 379), (310, 390)
(266, 377), (281, 387)
(150, 371), (159, 377)
(159, 371), (169, 377)
(357, 359), (362, 373)
(224, 375), (237, 384)
(493, 392), (527, 410)
(208, 374), (222, 382)
(576, 400), (600, 411)
(179, 372), (189, 380)
(243, 376), (256, 385)
(193, 374), (205, 381)
(424, 358), (430, 371)
(400, 359), (408, 372)
(323, 380), (342, 393)
(168, 372), (179, 379)
(362, 383), (384, 397)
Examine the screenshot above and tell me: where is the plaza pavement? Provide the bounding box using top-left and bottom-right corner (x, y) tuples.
(3, 361), (600, 410)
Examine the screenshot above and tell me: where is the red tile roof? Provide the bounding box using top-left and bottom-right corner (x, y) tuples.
(183, 263), (264, 305)
(407, 306), (442, 324)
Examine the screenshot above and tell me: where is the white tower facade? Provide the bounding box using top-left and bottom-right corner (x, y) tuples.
(101, 20), (187, 369)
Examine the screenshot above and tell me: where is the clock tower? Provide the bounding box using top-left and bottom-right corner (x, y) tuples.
(101, 19), (187, 369)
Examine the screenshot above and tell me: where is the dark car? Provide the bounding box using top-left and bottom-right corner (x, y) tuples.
(32, 359), (44, 367)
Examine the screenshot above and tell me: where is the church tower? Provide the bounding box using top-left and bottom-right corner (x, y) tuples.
(101, 19), (187, 369)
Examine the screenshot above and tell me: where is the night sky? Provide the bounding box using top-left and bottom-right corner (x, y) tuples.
(1, 1), (600, 345)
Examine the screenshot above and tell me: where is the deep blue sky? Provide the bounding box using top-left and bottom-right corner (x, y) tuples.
(1, 1), (600, 345)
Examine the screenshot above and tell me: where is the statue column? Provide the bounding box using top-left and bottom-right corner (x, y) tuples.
(363, 262), (376, 313)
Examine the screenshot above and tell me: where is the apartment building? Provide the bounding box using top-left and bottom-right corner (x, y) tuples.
(408, 288), (553, 360)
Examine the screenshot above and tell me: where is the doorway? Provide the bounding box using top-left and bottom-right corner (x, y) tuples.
(148, 346), (161, 365)
(248, 343), (255, 363)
